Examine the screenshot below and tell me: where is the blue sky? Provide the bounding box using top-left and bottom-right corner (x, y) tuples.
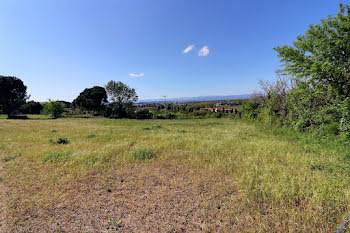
(0, 0), (343, 101)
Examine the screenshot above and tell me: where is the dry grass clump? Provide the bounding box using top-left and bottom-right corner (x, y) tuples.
(0, 118), (350, 232)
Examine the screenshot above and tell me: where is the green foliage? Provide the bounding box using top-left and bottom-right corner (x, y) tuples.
(57, 137), (69, 144)
(104, 81), (138, 119)
(324, 122), (340, 136)
(42, 100), (65, 119)
(3, 155), (16, 162)
(135, 109), (153, 119)
(0, 76), (28, 117)
(105, 81), (138, 104)
(274, 3), (350, 97)
(340, 97), (350, 134)
(241, 101), (261, 119)
(20, 101), (43, 114)
(49, 137), (69, 144)
(105, 102), (134, 118)
(72, 86), (107, 113)
(243, 4), (350, 138)
(133, 149), (156, 160)
(167, 113), (176, 119)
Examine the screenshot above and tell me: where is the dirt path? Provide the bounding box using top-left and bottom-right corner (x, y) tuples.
(8, 163), (242, 232)
(0, 161), (8, 233)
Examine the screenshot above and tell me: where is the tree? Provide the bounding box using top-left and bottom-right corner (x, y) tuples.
(72, 86), (107, 113)
(42, 100), (65, 119)
(0, 76), (28, 117)
(273, 4), (350, 135)
(105, 81), (138, 118)
(105, 81), (138, 103)
(20, 101), (43, 114)
(274, 3), (350, 97)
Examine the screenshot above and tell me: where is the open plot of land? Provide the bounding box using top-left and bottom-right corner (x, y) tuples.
(1, 118), (350, 232)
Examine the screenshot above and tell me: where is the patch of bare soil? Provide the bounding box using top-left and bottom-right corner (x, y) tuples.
(9, 163), (249, 233)
(0, 162), (8, 233)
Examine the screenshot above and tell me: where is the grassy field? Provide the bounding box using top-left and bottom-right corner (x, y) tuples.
(1, 117), (350, 232)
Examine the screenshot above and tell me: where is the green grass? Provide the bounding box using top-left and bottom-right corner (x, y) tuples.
(43, 152), (70, 163)
(2, 155), (16, 162)
(133, 149), (156, 160)
(1, 117), (350, 231)
(0, 114), (51, 119)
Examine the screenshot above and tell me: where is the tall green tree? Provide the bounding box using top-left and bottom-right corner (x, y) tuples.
(274, 3), (350, 97)
(105, 81), (138, 104)
(271, 3), (350, 135)
(72, 86), (107, 113)
(0, 76), (28, 117)
(105, 81), (138, 118)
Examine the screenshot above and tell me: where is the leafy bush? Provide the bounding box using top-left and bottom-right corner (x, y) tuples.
(49, 137), (69, 144)
(167, 113), (176, 119)
(240, 101), (261, 119)
(42, 100), (65, 119)
(20, 101), (43, 114)
(133, 149), (156, 160)
(155, 114), (166, 119)
(135, 109), (153, 119)
(340, 97), (350, 136)
(57, 137), (69, 144)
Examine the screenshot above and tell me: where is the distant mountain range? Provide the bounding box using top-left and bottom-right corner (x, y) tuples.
(137, 94), (252, 103)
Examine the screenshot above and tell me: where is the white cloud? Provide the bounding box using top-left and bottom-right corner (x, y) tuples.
(183, 45), (194, 54)
(128, 73), (144, 78)
(198, 46), (210, 56)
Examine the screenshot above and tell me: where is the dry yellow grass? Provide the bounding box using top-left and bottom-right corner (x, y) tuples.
(0, 117), (350, 232)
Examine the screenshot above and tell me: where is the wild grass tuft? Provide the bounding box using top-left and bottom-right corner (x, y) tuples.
(86, 134), (97, 138)
(152, 125), (162, 129)
(133, 149), (156, 160)
(43, 152), (70, 162)
(3, 155), (16, 162)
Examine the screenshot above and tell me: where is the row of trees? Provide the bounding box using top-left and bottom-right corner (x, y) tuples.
(241, 4), (350, 138)
(0, 75), (138, 118)
(71, 81), (138, 118)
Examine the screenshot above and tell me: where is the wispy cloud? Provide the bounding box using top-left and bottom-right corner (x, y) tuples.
(129, 73), (144, 78)
(183, 45), (194, 54)
(198, 46), (210, 56)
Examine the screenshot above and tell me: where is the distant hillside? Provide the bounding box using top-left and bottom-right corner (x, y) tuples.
(138, 94), (252, 103)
